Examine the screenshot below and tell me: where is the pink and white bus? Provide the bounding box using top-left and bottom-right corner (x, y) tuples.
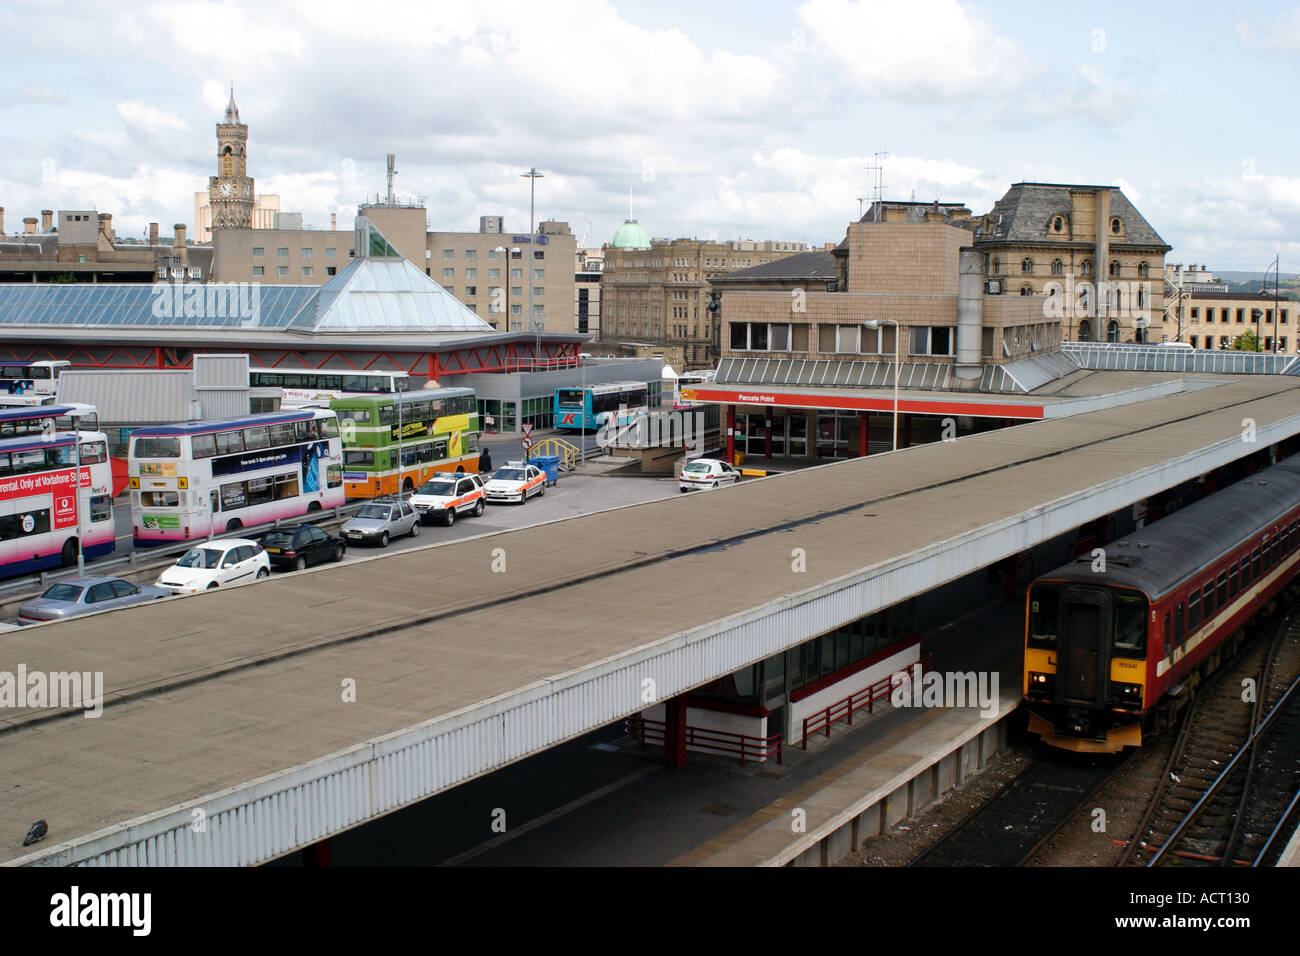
(129, 408), (345, 545)
(0, 404), (115, 577)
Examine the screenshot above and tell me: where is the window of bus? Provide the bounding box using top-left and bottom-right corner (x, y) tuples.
(214, 431), (243, 455)
(139, 491), (180, 507)
(243, 426), (272, 450)
(90, 495), (112, 523)
(344, 450), (374, 467)
(133, 436), (182, 458)
(0, 509), (51, 540)
(79, 440), (108, 464)
(336, 408), (372, 425)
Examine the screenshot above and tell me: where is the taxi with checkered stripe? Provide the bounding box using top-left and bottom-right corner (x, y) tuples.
(484, 461), (547, 505)
(410, 472), (485, 527)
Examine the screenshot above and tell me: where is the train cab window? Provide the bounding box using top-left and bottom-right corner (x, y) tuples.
(1217, 572), (1228, 608)
(1202, 582), (1215, 619)
(1028, 585), (1060, 646)
(1113, 593), (1147, 657)
(1229, 562), (1239, 599)
(1175, 603), (1185, 643)
(1188, 592), (1201, 630)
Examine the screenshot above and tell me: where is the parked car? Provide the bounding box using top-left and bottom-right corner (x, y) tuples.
(484, 462), (546, 505)
(260, 524), (347, 571)
(679, 458), (741, 492)
(340, 501), (420, 546)
(410, 473), (486, 526)
(155, 538), (271, 594)
(17, 576), (170, 625)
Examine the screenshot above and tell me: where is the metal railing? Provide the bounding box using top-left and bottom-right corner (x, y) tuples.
(801, 652), (933, 749)
(625, 715), (783, 767)
(1061, 341), (1300, 375)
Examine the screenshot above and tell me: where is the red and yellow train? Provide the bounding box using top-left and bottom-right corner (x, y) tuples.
(1023, 455), (1300, 752)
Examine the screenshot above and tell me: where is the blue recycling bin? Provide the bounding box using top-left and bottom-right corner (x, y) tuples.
(532, 455), (560, 486)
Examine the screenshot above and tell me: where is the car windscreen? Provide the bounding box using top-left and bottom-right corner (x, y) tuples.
(177, 547), (222, 569)
(357, 505), (391, 519)
(494, 469), (525, 481)
(418, 481), (456, 496)
(41, 583), (84, 602)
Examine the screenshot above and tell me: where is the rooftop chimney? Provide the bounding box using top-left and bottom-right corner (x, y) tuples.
(97, 213), (114, 243)
(173, 223), (187, 264)
(41, 209), (53, 232)
(330, 212), (337, 230)
(23, 217), (37, 235)
(149, 222), (159, 244)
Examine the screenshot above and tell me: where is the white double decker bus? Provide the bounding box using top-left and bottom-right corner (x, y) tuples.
(248, 369), (412, 410)
(0, 360), (71, 407)
(129, 408), (345, 545)
(0, 404), (115, 577)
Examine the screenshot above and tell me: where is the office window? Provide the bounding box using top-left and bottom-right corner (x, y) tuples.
(277, 266), (288, 277)
(1191, 308), (1199, 320)
(534, 250), (544, 259)
(325, 248), (337, 259)
(252, 247), (265, 258)
(488, 267), (500, 279)
(465, 249), (477, 260)
(442, 268), (454, 279)
(511, 286), (522, 296)
(465, 286), (477, 296)
(301, 248), (313, 258)
(276, 247), (288, 257)
(532, 287), (544, 297)
(252, 265), (264, 276)
(533, 268), (544, 280)
(488, 248), (502, 260)
(442, 249), (454, 259)
(511, 304), (522, 315)
(466, 268), (477, 279)
(511, 249), (522, 259)
(301, 266), (313, 277)
(326, 267), (337, 277)
(511, 268), (522, 279)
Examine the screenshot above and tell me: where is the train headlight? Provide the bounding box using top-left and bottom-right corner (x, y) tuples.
(1027, 672), (1054, 697)
(1110, 682), (1143, 707)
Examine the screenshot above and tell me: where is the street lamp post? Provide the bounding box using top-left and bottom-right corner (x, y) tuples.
(1263, 255), (1281, 354)
(521, 167), (544, 369)
(864, 319), (900, 451)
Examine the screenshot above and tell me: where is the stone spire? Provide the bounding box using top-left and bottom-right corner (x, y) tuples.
(224, 83), (240, 125)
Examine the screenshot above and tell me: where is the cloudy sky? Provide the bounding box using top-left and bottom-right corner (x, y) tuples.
(1, 0), (1297, 270)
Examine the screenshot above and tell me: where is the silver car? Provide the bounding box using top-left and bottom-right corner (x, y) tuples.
(339, 500), (420, 547)
(17, 576), (170, 625)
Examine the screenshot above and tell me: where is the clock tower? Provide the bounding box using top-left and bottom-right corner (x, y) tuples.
(208, 86), (255, 230)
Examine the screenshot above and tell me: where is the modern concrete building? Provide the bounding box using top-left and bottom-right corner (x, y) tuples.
(576, 247), (603, 337)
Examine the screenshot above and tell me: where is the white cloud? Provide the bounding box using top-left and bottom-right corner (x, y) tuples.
(1236, 9), (1300, 52)
(796, 0), (1027, 101)
(116, 101), (189, 135)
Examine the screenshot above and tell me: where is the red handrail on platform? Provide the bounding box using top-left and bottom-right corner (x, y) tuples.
(800, 652), (933, 749)
(625, 716), (783, 767)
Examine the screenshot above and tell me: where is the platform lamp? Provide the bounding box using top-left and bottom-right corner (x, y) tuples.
(863, 319), (900, 451)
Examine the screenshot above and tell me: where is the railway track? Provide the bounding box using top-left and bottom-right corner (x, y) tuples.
(909, 749), (1128, 867)
(1119, 602), (1300, 867)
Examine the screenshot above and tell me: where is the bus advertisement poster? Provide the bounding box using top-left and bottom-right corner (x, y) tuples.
(0, 468), (83, 530)
(211, 447), (300, 477)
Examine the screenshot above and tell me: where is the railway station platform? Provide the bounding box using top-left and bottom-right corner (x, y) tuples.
(5, 372), (1300, 866)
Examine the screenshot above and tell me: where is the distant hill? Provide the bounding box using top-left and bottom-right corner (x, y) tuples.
(1219, 271), (1300, 283)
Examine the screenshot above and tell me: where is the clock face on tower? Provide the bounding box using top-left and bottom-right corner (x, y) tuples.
(218, 183), (234, 198)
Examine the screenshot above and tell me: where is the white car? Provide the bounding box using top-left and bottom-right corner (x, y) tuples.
(155, 538), (271, 594)
(679, 458), (741, 492)
(484, 462), (546, 504)
(410, 472), (485, 526)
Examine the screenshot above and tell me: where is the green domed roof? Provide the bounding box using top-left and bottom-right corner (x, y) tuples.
(611, 219), (651, 249)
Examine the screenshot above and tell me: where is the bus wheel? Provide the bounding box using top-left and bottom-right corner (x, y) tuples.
(227, 519), (242, 532)
(403, 478), (414, 493)
(61, 538), (78, 567)
(307, 501), (322, 512)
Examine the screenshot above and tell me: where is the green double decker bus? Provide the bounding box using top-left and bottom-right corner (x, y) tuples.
(331, 387), (481, 499)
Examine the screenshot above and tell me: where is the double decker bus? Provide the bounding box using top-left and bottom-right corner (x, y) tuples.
(0, 360), (71, 407)
(128, 409), (345, 545)
(672, 370), (715, 408)
(248, 368), (413, 410)
(331, 387), (480, 498)
(553, 382), (650, 431)
(0, 404), (115, 577)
